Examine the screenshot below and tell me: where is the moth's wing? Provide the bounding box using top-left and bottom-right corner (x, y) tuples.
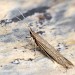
(29, 28), (74, 69)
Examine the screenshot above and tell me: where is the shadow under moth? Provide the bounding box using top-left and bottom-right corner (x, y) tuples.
(29, 27), (74, 69)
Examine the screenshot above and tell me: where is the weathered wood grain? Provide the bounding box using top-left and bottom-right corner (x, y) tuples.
(29, 28), (74, 69)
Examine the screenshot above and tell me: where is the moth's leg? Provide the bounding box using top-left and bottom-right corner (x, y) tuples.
(33, 40), (37, 56)
(29, 34), (37, 56)
(28, 36), (33, 46)
(28, 36), (37, 56)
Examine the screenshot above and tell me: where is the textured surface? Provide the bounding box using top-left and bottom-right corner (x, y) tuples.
(0, 0), (75, 75)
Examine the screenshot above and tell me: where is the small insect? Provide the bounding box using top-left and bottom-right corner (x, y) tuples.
(29, 27), (74, 69)
(0, 7), (73, 69)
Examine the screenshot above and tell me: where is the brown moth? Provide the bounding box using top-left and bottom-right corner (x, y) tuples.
(29, 27), (74, 69)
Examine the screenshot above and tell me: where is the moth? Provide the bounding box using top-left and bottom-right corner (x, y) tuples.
(29, 27), (74, 69)
(1, 7), (73, 69)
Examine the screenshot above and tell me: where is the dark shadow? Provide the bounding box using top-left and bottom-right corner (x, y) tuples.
(11, 6), (50, 22)
(0, 6), (49, 25)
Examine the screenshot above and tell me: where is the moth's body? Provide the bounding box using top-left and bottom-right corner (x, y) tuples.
(29, 27), (74, 69)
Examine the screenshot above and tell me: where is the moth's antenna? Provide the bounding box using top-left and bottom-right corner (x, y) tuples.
(17, 8), (25, 19)
(13, 8), (31, 30)
(12, 8), (25, 22)
(16, 16), (22, 21)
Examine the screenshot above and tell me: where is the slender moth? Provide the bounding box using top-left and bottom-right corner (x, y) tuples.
(29, 27), (74, 69)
